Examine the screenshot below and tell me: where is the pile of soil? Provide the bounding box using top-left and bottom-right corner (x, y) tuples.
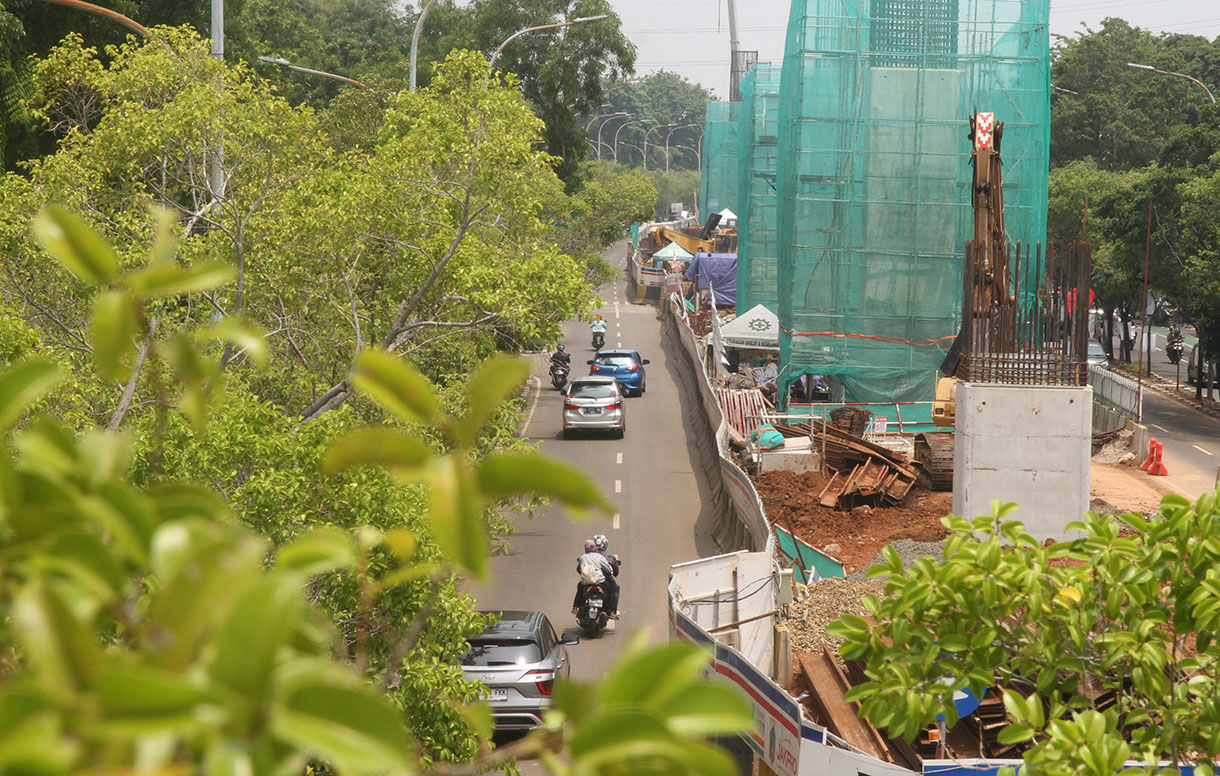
(755, 469), (952, 573)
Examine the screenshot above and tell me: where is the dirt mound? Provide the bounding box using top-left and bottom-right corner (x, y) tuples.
(755, 469), (952, 574)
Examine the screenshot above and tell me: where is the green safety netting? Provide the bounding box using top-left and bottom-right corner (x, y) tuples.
(735, 64), (783, 314)
(772, 0), (1050, 404)
(698, 101), (740, 220)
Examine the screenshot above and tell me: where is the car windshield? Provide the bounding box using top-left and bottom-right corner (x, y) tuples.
(1087, 342), (1105, 357)
(462, 638), (542, 666)
(570, 382), (617, 399)
(595, 355), (634, 367)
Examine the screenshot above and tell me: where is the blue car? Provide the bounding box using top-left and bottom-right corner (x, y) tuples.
(587, 349), (650, 396)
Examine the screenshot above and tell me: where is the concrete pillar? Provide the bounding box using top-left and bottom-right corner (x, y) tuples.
(953, 383), (1092, 543)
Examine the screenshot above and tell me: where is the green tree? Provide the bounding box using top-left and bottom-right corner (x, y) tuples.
(0, 203), (753, 775)
(601, 70), (710, 172)
(415, 0), (636, 189)
(833, 496), (1220, 776)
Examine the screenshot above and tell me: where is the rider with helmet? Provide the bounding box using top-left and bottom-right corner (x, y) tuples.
(550, 342), (570, 367)
(573, 538), (620, 619)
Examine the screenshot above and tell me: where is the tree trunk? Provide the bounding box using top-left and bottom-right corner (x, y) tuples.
(1104, 305), (1115, 358)
(1196, 342), (1205, 401)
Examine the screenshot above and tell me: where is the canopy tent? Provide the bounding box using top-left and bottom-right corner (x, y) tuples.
(720, 304), (779, 351)
(685, 252), (737, 307)
(653, 242), (694, 260)
(717, 208), (738, 222)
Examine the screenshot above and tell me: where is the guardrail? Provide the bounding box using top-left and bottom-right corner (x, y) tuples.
(1089, 364), (1141, 421)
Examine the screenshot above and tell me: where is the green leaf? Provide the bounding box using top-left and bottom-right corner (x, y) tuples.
(476, 451), (610, 517)
(654, 682), (752, 736)
(89, 291), (139, 382)
(997, 721), (1035, 745)
(277, 527), (357, 577)
(568, 708), (686, 767)
(125, 260), (235, 299)
(166, 332), (219, 431)
(452, 355), (530, 445)
(94, 663), (214, 732)
(31, 205), (119, 285)
(145, 482), (230, 522)
(321, 429), (433, 478)
(13, 581), (102, 694)
(273, 682), (416, 774)
(200, 318), (268, 368)
(426, 456), (487, 579)
(450, 699), (493, 743)
(147, 206), (178, 266)
(599, 642), (713, 708)
(208, 573), (303, 698)
(39, 532), (127, 603)
(351, 349), (440, 424)
(0, 360), (63, 431)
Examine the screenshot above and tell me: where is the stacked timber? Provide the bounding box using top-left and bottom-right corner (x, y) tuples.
(813, 425), (916, 509)
(913, 432), (954, 491)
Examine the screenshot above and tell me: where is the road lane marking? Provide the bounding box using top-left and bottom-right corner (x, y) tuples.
(613, 513), (620, 530)
(518, 375), (541, 436)
(614, 479), (622, 493)
(616, 452), (623, 464)
(1151, 424), (1168, 432)
(1193, 445), (1214, 456)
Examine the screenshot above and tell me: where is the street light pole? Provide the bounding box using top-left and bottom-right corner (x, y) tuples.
(1128, 62), (1216, 103)
(583, 105), (613, 132)
(38, 0), (148, 35)
(614, 119), (651, 163)
(409, 0), (438, 92)
(665, 123), (695, 173)
(643, 122), (676, 171)
(490, 15), (608, 68)
(258, 57), (367, 88)
(597, 113), (630, 161)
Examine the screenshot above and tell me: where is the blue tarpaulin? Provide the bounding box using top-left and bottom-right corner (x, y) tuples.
(685, 252), (737, 307)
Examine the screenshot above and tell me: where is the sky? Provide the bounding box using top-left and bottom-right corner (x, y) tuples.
(607, 0), (1220, 97)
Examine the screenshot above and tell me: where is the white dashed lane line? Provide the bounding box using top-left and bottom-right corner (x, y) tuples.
(1151, 424), (1168, 432)
(614, 479), (622, 493)
(1193, 445), (1215, 456)
(613, 513), (621, 530)
(616, 452), (623, 464)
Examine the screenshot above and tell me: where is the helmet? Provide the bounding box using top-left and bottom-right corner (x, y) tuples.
(593, 534), (608, 552)
(595, 314), (603, 320)
(556, 343), (566, 352)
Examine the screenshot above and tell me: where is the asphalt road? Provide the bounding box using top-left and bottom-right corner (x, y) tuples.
(469, 242), (719, 683)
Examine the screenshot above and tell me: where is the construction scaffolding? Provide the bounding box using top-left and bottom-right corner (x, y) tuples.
(698, 101), (741, 220)
(772, 0), (1051, 404)
(735, 64), (783, 313)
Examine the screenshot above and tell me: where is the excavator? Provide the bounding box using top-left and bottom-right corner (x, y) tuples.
(933, 111), (1010, 427)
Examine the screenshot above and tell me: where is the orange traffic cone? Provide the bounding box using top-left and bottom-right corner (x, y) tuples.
(1140, 438), (1156, 471)
(1148, 441), (1168, 476)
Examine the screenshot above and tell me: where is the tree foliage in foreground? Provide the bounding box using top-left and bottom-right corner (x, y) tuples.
(0, 206), (752, 775)
(832, 497), (1220, 776)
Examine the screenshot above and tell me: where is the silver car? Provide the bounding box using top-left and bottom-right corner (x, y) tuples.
(562, 376), (625, 438)
(461, 611), (578, 731)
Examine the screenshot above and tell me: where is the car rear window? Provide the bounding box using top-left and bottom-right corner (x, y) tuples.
(570, 382), (618, 399)
(463, 638), (542, 666)
(595, 355), (634, 367)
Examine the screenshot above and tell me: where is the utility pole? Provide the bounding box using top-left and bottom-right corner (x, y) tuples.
(726, 0), (740, 99)
(210, 0), (226, 201)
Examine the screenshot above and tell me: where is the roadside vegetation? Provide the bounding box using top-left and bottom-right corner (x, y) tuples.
(1047, 20), (1220, 396)
(0, 20), (667, 771)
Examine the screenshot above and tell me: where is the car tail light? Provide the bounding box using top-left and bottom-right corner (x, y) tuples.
(605, 401), (622, 410)
(527, 670), (556, 696)
(626, 364), (638, 372)
(591, 364), (602, 372)
(564, 402), (580, 410)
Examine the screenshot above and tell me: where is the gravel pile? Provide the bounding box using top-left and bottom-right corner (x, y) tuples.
(847, 538), (946, 580)
(789, 577), (886, 655)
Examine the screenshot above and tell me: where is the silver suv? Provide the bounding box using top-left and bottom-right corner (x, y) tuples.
(461, 611), (578, 731)
(562, 376), (625, 439)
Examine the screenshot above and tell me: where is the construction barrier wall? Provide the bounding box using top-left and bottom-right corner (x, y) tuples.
(663, 298), (773, 553)
(775, 0), (1051, 405)
(736, 64), (783, 313)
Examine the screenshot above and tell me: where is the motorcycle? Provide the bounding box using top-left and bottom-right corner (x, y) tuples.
(1167, 336), (1184, 365)
(576, 582), (609, 636)
(550, 360), (569, 390)
(591, 330), (605, 350)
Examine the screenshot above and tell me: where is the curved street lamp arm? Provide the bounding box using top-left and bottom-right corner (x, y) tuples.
(1128, 62), (1216, 103)
(39, 0), (148, 36)
(258, 57), (366, 88)
(490, 15), (608, 68)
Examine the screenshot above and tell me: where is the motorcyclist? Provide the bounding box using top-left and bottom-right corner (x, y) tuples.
(550, 343), (571, 369)
(573, 539), (619, 619)
(592, 534), (620, 577)
(590, 315), (608, 335)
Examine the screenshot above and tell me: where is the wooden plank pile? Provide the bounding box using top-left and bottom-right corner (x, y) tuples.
(913, 432), (954, 491)
(813, 424), (917, 509)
